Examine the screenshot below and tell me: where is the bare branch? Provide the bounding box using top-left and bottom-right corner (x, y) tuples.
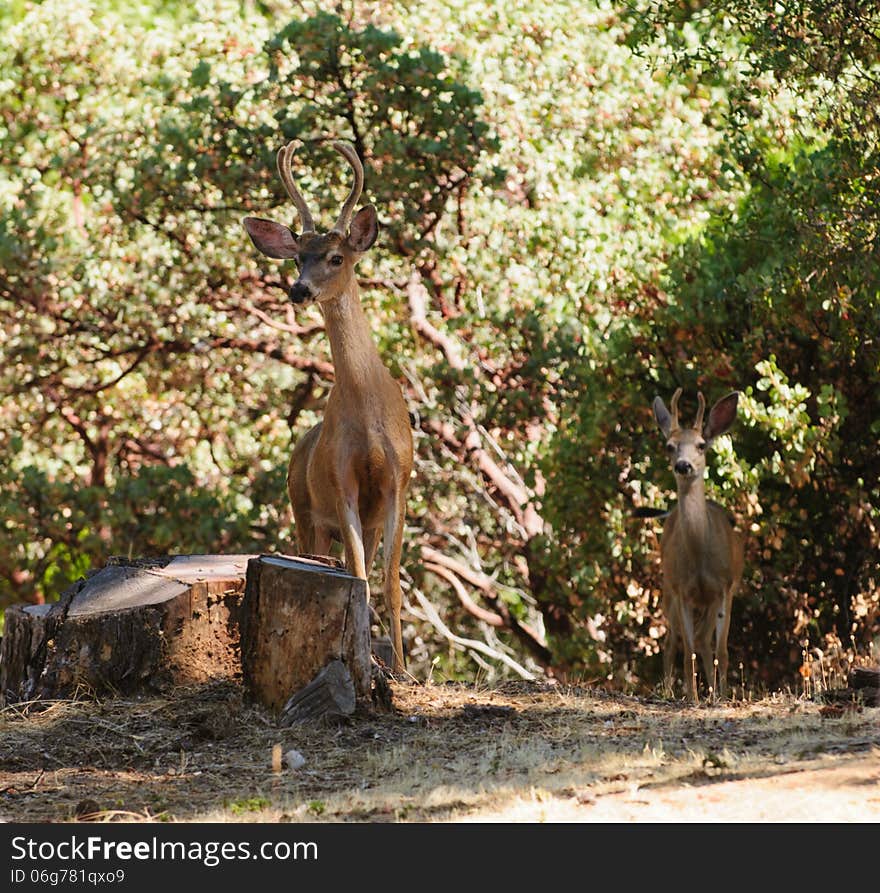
(424, 561), (504, 627)
(423, 413), (544, 539)
(422, 545), (552, 665)
(410, 588), (536, 680)
(243, 300), (325, 338)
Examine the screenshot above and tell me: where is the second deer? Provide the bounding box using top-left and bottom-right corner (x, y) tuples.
(652, 388), (744, 699)
(243, 140), (414, 673)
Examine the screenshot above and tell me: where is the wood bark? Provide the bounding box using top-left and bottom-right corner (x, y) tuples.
(850, 666), (879, 705)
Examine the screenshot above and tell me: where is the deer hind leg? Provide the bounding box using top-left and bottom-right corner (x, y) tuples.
(291, 484), (332, 558)
(382, 493), (406, 674)
(361, 526), (382, 625)
(288, 425), (321, 555)
(312, 526), (334, 558)
(291, 508), (315, 554)
(363, 527), (381, 578)
(289, 493), (325, 557)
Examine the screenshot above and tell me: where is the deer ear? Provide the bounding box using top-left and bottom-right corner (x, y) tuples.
(347, 205), (378, 253)
(243, 217), (299, 259)
(704, 391), (739, 441)
(653, 396), (672, 438)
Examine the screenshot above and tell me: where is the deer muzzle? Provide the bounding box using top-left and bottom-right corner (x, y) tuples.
(289, 280), (314, 305)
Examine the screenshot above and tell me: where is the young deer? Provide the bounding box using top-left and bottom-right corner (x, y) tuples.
(652, 388), (744, 700)
(243, 140), (414, 673)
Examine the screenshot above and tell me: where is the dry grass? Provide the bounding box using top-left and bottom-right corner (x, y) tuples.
(1, 680), (877, 823)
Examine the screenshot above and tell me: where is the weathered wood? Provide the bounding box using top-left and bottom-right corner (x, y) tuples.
(240, 555), (370, 712)
(370, 657), (394, 713)
(0, 604), (57, 704)
(0, 555), (254, 704)
(279, 659), (356, 725)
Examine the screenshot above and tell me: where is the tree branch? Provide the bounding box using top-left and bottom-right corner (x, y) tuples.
(421, 545), (552, 666)
(243, 300), (325, 338)
(410, 588), (536, 680)
(407, 271), (466, 370)
(424, 561), (504, 627)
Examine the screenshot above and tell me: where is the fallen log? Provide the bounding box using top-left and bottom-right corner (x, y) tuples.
(851, 666), (879, 691)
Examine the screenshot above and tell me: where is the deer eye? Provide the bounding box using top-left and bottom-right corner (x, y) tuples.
(697, 441), (707, 451)
(330, 255), (344, 267)
(665, 443), (675, 453)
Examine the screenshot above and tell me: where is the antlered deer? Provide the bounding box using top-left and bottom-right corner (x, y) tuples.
(243, 140), (413, 673)
(652, 388), (744, 699)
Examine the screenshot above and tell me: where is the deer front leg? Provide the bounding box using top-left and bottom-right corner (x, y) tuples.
(382, 493), (406, 673)
(662, 590), (679, 697)
(679, 600), (699, 701)
(715, 591), (733, 699)
(697, 614), (717, 699)
(337, 487), (368, 582)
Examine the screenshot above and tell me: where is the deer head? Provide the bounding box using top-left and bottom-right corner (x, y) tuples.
(243, 140), (378, 305)
(653, 388), (739, 483)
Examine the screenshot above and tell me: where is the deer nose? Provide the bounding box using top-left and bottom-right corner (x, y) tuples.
(674, 460), (693, 475)
(289, 281), (313, 304)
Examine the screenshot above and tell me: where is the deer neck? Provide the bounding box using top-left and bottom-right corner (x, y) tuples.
(320, 282), (385, 394)
(676, 475), (710, 552)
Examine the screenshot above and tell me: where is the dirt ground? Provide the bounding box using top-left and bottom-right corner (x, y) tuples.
(1, 679), (877, 823)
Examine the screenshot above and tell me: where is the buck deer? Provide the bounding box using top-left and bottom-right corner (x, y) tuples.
(243, 140), (414, 673)
(652, 388), (744, 700)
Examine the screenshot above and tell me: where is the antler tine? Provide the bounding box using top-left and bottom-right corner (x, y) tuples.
(330, 140), (365, 235)
(276, 141), (315, 234)
(694, 391), (706, 431)
(669, 387), (683, 431)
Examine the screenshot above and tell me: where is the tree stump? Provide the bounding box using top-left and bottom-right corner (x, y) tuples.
(0, 555), (254, 705)
(240, 555), (371, 713)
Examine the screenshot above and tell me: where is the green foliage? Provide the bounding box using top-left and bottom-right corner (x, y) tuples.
(266, 11), (496, 252)
(0, 0), (876, 689)
(0, 459), (265, 606)
(540, 2), (879, 685)
(226, 795), (270, 814)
